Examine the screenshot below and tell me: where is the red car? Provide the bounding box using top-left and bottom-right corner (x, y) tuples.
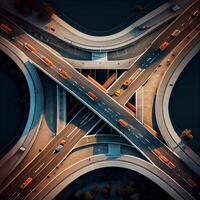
(159, 41), (169, 51)
(20, 177), (33, 189)
(58, 68), (68, 79)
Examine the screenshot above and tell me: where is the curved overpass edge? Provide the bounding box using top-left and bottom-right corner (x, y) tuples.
(40, 155), (192, 200)
(155, 30), (200, 174)
(0, 37), (44, 183)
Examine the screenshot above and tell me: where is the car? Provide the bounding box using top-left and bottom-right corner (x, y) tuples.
(167, 59), (171, 65)
(41, 56), (53, 67)
(24, 43), (36, 53)
(0, 23), (13, 33)
(117, 119), (128, 127)
(54, 140), (66, 153)
(54, 144), (64, 153)
(47, 25), (55, 31)
(115, 89), (121, 96)
(159, 41), (169, 51)
(152, 149), (176, 169)
(170, 29), (181, 38)
(60, 139), (66, 145)
(167, 162), (176, 169)
(20, 147), (26, 152)
(58, 68), (68, 79)
(187, 178), (197, 187)
(170, 4), (180, 12)
(20, 177), (33, 189)
(87, 91), (97, 101)
(152, 149), (161, 157)
(137, 25), (150, 30)
(192, 10), (200, 17)
(122, 80), (131, 87)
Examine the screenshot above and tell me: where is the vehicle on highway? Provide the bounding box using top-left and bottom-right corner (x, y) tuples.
(54, 145), (63, 153)
(192, 10), (200, 17)
(115, 89), (121, 96)
(159, 155), (169, 163)
(152, 149), (161, 157)
(20, 146), (26, 152)
(144, 123), (161, 138)
(60, 139), (66, 145)
(170, 4), (180, 12)
(137, 25), (150, 30)
(168, 161), (176, 169)
(20, 177), (33, 189)
(87, 91), (97, 101)
(58, 68), (68, 79)
(186, 178), (197, 187)
(170, 29), (181, 38)
(54, 140), (66, 153)
(24, 43), (36, 53)
(40, 56), (53, 67)
(159, 41), (169, 51)
(167, 58), (171, 65)
(0, 23), (13, 33)
(47, 25), (55, 31)
(122, 80), (131, 88)
(152, 149), (176, 169)
(117, 119), (128, 127)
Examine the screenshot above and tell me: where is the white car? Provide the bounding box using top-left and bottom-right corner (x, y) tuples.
(54, 145), (63, 153)
(171, 29), (181, 38)
(137, 25), (150, 30)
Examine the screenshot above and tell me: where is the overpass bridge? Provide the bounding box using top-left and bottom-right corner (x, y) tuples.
(0, 38), (43, 185)
(27, 134), (193, 200)
(0, 1), (200, 199)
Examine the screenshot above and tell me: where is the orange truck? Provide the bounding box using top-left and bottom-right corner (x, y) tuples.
(41, 56), (53, 67)
(24, 43), (36, 53)
(152, 148), (176, 169)
(0, 23), (13, 33)
(117, 119), (128, 127)
(58, 68), (68, 79)
(87, 91), (97, 101)
(20, 177), (33, 189)
(152, 149), (161, 157)
(144, 123), (161, 138)
(159, 41), (169, 51)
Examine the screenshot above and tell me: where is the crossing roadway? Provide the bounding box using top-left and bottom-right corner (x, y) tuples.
(0, 1), (200, 199)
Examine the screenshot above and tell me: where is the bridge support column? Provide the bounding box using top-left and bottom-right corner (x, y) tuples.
(108, 143), (121, 157)
(136, 87), (144, 123)
(56, 84), (67, 134)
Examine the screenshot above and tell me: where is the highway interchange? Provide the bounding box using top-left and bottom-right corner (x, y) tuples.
(0, 1), (200, 199)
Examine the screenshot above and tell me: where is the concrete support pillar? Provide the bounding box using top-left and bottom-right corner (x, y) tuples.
(108, 143), (121, 157)
(56, 84), (67, 134)
(136, 87), (144, 123)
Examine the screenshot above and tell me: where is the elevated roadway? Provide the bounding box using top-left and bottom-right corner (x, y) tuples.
(107, 3), (200, 98)
(0, 2), (200, 199)
(0, 38), (43, 185)
(0, 0), (185, 52)
(0, 106), (101, 197)
(29, 135), (192, 200)
(112, 23), (200, 105)
(155, 31), (200, 174)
